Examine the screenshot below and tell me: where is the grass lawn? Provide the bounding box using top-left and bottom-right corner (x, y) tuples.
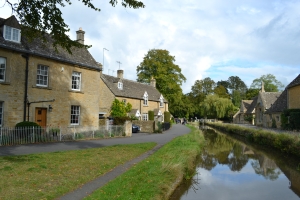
(0, 142), (156, 200)
(85, 125), (205, 200)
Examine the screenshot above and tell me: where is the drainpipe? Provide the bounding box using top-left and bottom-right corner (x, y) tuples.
(22, 54), (29, 121)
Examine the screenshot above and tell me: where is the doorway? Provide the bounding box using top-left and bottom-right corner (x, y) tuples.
(35, 108), (47, 127)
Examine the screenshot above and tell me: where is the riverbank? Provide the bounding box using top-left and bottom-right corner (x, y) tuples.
(206, 122), (300, 158)
(85, 125), (205, 200)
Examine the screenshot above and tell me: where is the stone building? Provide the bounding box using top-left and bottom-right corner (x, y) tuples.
(233, 97), (257, 125)
(99, 70), (168, 121)
(0, 16), (102, 129)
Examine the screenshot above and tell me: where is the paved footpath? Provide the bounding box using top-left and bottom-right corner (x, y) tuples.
(0, 124), (191, 200)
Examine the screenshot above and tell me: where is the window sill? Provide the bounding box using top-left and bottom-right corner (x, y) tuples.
(0, 81), (10, 85)
(32, 85), (52, 90)
(143, 105), (148, 107)
(68, 89), (84, 94)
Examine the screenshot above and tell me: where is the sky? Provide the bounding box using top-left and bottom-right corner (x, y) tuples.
(1, 0), (300, 93)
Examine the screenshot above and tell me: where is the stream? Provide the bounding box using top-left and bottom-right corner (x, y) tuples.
(170, 127), (300, 200)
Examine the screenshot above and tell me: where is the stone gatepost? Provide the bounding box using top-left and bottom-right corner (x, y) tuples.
(124, 121), (132, 137)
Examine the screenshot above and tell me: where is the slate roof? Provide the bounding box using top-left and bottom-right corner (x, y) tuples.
(0, 16), (100, 71)
(287, 74), (300, 89)
(241, 100), (253, 113)
(265, 89), (287, 114)
(101, 74), (167, 102)
(258, 91), (282, 110)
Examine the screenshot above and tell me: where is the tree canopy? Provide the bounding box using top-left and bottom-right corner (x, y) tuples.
(136, 49), (186, 115)
(110, 99), (132, 117)
(250, 74), (284, 92)
(4, 0), (145, 53)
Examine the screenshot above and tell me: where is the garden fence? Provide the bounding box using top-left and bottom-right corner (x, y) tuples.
(0, 125), (125, 146)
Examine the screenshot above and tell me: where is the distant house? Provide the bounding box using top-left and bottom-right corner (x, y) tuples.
(233, 98), (257, 125)
(233, 74), (300, 129)
(0, 15), (102, 128)
(99, 70), (168, 121)
(265, 74), (300, 128)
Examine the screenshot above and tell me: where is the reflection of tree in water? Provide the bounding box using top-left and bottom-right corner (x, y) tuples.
(200, 130), (249, 172)
(251, 155), (280, 181)
(227, 144), (249, 172)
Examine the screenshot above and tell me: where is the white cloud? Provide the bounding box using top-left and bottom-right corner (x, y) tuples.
(1, 0), (300, 93)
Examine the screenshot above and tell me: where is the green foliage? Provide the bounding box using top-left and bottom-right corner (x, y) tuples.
(250, 74), (284, 92)
(164, 111), (170, 122)
(271, 119), (277, 128)
(148, 110), (154, 120)
(110, 99), (132, 117)
(207, 122), (300, 158)
(75, 133), (84, 139)
(136, 49), (186, 116)
(246, 88), (259, 100)
(214, 85), (230, 99)
(113, 116), (131, 125)
(244, 115), (253, 123)
(15, 121), (40, 127)
(232, 90), (242, 108)
(8, 0), (145, 53)
(200, 95), (236, 119)
(227, 76), (248, 94)
(290, 112), (300, 131)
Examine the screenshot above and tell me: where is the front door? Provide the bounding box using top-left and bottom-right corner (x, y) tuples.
(35, 108), (47, 127)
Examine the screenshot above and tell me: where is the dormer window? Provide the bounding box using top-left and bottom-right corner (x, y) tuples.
(118, 82), (123, 90)
(143, 91), (148, 106)
(3, 25), (21, 43)
(159, 95), (164, 107)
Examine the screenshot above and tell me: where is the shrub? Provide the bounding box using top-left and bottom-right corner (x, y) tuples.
(148, 110), (154, 120)
(164, 111), (170, 123)
(15, 121), (40, 127)
(113, 116), (131, 125)
(271, 119), (277, 128)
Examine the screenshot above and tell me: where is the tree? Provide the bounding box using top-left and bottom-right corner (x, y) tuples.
(4, 0), (145, 53)
(246, 88), (260, 100)
(214, 85), (230, 99)
(227, 76), (247, 95)
(136, 49), (186, 115)
(110, 99), (132, 117)
(200, 94), (235, 119)
(250, 74), (284, 92)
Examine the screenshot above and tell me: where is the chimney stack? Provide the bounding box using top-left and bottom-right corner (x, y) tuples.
(261, 81), (265, 93)
(76, 27), (85, 44)
(117, 70), (123, 79)
(150, 77), (156, 87)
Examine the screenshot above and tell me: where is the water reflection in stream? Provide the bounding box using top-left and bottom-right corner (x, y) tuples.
(170, 127), (300, 200)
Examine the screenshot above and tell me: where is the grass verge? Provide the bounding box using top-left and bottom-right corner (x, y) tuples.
(0, 142), (156, 199)
(207, 122), (300, 157)
(85, 125), (205, 200)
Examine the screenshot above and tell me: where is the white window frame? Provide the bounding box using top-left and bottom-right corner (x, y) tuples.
(3, 25), (21, 43)
(70, 105), (80, 125)
(118, 82), (123, 90)
(72, 71), (81, 91)
(159, 95), (164, 107)
(36, 64), (49, 87)
(143, 91), (148, 106)
(0, 102), (3, 127)
(0, 57), (6, 82)
(142, 113), (148, 121)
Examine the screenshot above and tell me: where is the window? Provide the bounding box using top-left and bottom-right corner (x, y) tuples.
(159, 95), (164, 107)
(36, 65), (49, 87)
(118, 82), (123, 90)
(143, 92), (148, 106)
(72, 71), (81, 90)
(142, 113), (148, 121)
(0, 102), (3, 127)
(70, 106), (80, 125)
(0, 57), (6, 82)
(3, 25), (21, 42)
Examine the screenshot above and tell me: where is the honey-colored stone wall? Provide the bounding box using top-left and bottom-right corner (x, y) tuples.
(288, 85), (300, 109)
(0, 49), (101, 128)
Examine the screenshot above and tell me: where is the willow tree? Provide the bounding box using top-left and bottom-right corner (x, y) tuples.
(200, 94), (236, 119)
